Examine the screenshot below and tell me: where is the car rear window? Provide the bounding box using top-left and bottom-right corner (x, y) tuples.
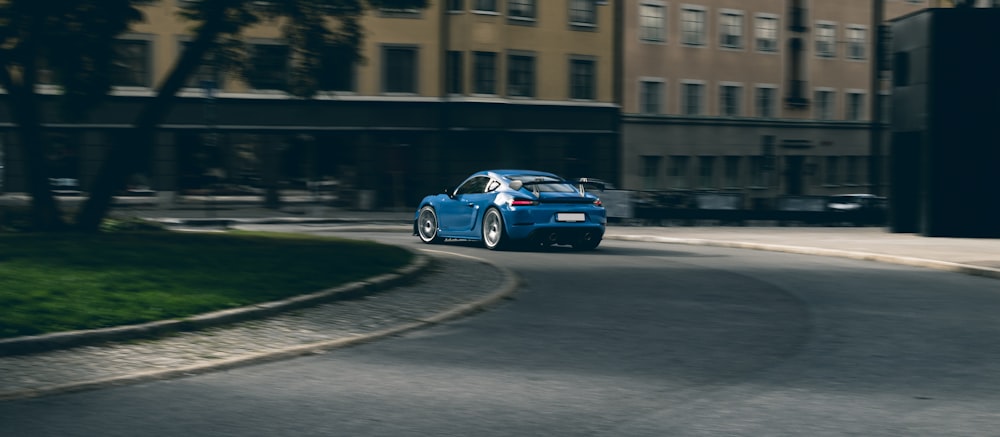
(508, 175), (577, 193)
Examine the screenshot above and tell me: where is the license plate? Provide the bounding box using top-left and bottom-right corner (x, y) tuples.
(557, 212), (586, 222)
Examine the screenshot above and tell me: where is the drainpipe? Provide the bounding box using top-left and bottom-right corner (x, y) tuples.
(869, 0), (884, 196)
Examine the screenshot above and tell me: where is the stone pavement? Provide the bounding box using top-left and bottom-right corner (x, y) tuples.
(1, 201), (998, 401)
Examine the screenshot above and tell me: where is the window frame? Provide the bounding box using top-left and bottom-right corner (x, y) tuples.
(681, 80), (705, 115)
(680, 5), (707, 46)
(569, 0), (597, 28)
(754, 13), (779, 53)
(507, 51), (536, 98)
(754, 84), (778, 118)
(246, 40), (290, 92)
(508, 0), (536, 22)
(718, 9), (745, 50)
(846, 24), (868, 60)
(569, 56), (597, 101)
(382, 44), (419, 94)
(845, 90), (866, 121)
(446, 50), (464, 95)
(639, 77), (665, 114)
(814, 88), (836, 120)
(719, 82), (743, 117)
(639, 1), (667, 43)
(111, 36), (154, 89)
(815, 21), (837, 58)
(473, 51), (498, 95)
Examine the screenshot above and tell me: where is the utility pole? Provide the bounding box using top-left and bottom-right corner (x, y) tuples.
(869, 0), (885, 196)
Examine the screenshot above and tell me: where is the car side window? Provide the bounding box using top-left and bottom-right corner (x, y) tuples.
(456, 176), (489, 195)
(486, 179), (501, 192)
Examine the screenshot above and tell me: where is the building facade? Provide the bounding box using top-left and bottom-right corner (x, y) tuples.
(0, 0), (619, 209)
(618, 0), (931, 209)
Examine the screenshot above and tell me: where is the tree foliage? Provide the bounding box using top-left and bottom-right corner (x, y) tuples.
(0, 0), (427, 231)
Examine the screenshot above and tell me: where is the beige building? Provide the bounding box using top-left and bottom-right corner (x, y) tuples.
(619, 0), (931, 209)
(2, 0), (619, 208)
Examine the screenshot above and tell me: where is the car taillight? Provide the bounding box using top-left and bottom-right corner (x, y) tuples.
(594, 199), (603, 207)
(511, 199), (537, 206)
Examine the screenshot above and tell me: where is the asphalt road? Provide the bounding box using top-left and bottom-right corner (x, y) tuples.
(3, 229), (1000, 436)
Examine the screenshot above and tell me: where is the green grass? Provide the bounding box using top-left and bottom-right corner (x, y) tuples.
(0, 231), (413, 339)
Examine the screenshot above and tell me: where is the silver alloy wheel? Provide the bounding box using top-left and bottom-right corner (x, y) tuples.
(482, 208), (504, 250)
(417, 206), (441, 243)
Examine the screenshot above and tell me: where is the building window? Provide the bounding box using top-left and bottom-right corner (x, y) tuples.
(816, 22), (837, 58)
(319, 44), (356, 92)
(846, 92), (865, 120)
(448, 0), (464, 12)
(639, 79), (664, 114)
(570, 58), (596, 100)
(825, 156), (839, 185)
(111, 39), (152, 87)
(379, 6), (421, 17)
(247, 42), (289, 91)
(755, 86), (776, 118)
(682, 82), (704, 115)
(698, 156), (715, 188)
(639, 2), (666, 43)
(719, 10), (744, 49)
(669, 155), (689, 188)
(383, 45), (418, 93)
(815, 89), (835, 120)
(569, 0), (597, 26)
(642, 155), (662, 190)
(446, 51), (464, 94)
(720, 84), (743, 116)
(181, 40), (224, 89)
(473, 51), (497, 95)
(507, 53), (535, 97)
(508, 0), (535, 20)
(681, 7), (706, 46)
(846, 25), (867, 60)
(755, 14), (778, 52)
(473, 0), (497, 12)
(724, 156), (741, 188)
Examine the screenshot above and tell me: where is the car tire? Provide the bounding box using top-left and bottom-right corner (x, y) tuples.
(417, 206), (443, 244)
(572, 232), (602, 251)
(482, 208), (508, 250)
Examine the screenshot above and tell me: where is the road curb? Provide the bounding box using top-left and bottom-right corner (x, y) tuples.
(0, 250), (520, 401)
(606, 235), (1000, 281)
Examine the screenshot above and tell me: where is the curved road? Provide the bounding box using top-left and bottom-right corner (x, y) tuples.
(3, 230), (1000, 436)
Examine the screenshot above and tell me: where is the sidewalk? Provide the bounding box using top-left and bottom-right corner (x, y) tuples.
(1, 203), (998, 401)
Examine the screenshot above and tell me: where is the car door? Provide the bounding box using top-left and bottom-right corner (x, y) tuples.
(438, 176), (490, 234)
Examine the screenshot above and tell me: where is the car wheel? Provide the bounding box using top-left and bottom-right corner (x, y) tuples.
(572, 232), (602, 251)
(482, 208), (507, 250)
(417, 206), (443, 244)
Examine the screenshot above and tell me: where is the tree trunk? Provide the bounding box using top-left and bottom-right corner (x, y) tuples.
(75, 7), (228, 232)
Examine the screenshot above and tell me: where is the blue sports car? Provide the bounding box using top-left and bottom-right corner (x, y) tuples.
(413, 170), (607, 250)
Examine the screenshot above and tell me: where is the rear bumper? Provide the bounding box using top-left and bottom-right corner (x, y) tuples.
(510, 223), (605, 245)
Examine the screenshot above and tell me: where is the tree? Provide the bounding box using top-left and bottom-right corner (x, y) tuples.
(1, 0), (427, 231)
(0, 0), (144, 230)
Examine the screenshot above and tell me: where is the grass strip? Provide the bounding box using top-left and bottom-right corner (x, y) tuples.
(0, 231), (412, 339)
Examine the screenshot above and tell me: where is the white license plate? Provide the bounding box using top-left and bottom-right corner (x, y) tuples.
(556, 212), (586, 222)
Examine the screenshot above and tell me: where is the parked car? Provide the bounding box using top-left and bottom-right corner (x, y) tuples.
(826, 194), (886, 212)
(414, 170), (606, 250)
